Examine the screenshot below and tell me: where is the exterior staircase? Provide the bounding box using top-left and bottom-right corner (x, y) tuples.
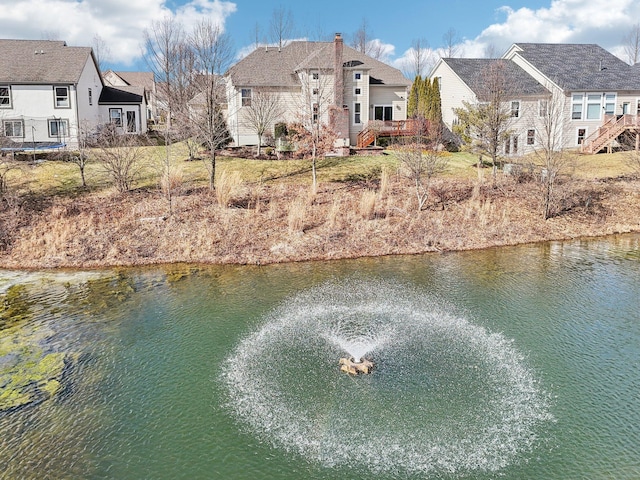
(581, 115), (640, 153)
(356, 119), (426, 148)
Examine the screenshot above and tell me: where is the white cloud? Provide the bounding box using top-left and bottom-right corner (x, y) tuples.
(460, 0), (640, 61)
(0, 0), (236, 67)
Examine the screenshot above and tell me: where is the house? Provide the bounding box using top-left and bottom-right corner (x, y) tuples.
(0, 39), (147, 152)
(430, 43), (640, 155)
(225, 34), (411, 150)
(103, 70), (158, 125)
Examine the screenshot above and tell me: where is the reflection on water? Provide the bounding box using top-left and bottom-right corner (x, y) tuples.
(0, 234), (639, 479)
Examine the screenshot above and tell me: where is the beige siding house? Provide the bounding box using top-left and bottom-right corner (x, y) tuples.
(225, 34), (411, 149)
(431, 43), (640, 155)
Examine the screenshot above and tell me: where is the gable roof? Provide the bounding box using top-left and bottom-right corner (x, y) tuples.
(442, 58), (549, 97)
(227, 41), (410, 88)
(106, 71), (155, 91)
(510, 43), (640, 91)
(0, 39), (95, 84)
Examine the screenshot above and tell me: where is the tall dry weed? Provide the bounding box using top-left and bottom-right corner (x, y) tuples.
(287, 196), (306, 233)
(359, 189), (377, 220)
(379, 165), (390, 198)
(216, 170), (243, 208)
(326, 198), (341, 228)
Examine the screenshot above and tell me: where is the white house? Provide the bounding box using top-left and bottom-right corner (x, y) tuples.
(430, 43), (640, 155)
(225, 34), (411, 149)
(0, 39), (147, 152)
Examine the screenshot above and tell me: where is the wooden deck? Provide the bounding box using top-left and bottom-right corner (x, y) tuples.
(581, 114), (640, 153)
(356, 119), (427, 148)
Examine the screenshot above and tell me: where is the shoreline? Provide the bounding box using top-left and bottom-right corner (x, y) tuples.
(1, 176), (638, 271)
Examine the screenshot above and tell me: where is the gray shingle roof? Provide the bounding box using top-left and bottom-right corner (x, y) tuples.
(443, 58), (549, 96)
(0, 39), (94, 84)
(512, 43), (640, 91)
(98, 86), (143, 104)
(227, 41), (410, 88)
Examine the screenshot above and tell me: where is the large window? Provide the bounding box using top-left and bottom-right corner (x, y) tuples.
(54, 86), (70, 108)
(0, 86), (11, 107)
(48, 119), (68, 137)
(241, 88), (251, 107)
(586, 94), (602, 120)
(110, 108), (123, 127)
(3, 120), (23, 137)
(374, 105), (392, 121)
(604, 93), (616, 115)
(354, 102), (361, 124)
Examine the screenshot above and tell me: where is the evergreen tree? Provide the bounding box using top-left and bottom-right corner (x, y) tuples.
(418, 77), (431, 119)
(407, 75), (421, 118)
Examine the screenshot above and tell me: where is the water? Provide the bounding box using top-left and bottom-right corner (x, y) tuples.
(0, 234), (639, 479)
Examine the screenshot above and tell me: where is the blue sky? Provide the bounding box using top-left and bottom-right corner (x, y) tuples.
(3, 0), (640, 74)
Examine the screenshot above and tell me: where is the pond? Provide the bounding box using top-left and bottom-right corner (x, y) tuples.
(1, 234), (639, 479)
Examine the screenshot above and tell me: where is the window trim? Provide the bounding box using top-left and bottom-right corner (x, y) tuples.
(353, 102), (361, 125)
(354, 87), (361, 96)
(510, 100), (520, 118)
(311, 71), (320, 81)
(109, 108), (123, 127)
(571, 93), (583, 120)
(0, 85), (11, 108)
(353, 71), (362, 82)
(526, 129), (535, 146)
(576, 127), (587, 145)
(241, 88), (252, 107)
(48, 118), (69, 138)
(54, 86), (70, 109)
(3, 119), (24, 138)
(126, 110), (136, 133)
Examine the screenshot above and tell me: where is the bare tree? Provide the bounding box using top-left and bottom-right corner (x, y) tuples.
(351, 18), (371, 54)
(250, 22), (263, 50)
(94, 125), (145, 193)
(453, 60), (518, 176)
(92, 34), (111, 73)
(67, 120), (93, 188)
(190, 19), (234, 191)
(243, 89), (285, 155)
(622, 23), (640, 65)
(439, 28), (463, 59)
(533, 89), (575, 219)
(401, 38), (433, 78)
(270, 6), (294, 50)
(396, 118), (449, 211)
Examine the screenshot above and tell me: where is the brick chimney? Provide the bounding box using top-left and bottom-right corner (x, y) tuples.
(333, 33), (344, 107)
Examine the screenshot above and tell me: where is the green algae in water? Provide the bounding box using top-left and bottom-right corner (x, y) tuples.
(1, 284), (34, 330)
(0, 350), (68, 412)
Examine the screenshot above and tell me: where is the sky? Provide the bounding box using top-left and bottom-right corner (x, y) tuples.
(2, 0), (640, 75)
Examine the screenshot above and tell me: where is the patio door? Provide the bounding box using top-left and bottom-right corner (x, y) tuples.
(374, 105), (393, 121)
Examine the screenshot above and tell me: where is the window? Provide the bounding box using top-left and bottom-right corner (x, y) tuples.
(312, 103), (319, 123)
(0, 86), (11, 107)
(374, 105), (393, 121)
(110, 108), (123, 127)
(586, 94), (602, 120)
(3, 120), (23, 137)
(577, 128), (587, 145)
(354, 87), (361, 96)
(126, 111), (136, 133)
(48, 119), (68, 137)
(88, 88), (93, 106)
(241, 88), (251, 106)
(623, 102), (630, 114)
(511, 101), (520, 118)
(538, 99), (548, 117)
(311, 72), (319, 80)
(312, 88), (319, 95)
(354, 71), (362, 81)
(505, 134), (518, 155)
(54, 86), (70, 108)
(527, 129), (535, 145)
(604, 93), (615, 115)
(354, 102), (361, 124)
(572, 94), (583, 120)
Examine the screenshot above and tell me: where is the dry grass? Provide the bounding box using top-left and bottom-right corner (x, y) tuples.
(0, 144), (638, 269)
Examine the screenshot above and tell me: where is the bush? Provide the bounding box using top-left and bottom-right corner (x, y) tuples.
(274, 122), (288, 139)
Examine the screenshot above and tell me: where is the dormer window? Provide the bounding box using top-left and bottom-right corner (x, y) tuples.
(54, 86), (70, 108)
(0, 86), (10, 108)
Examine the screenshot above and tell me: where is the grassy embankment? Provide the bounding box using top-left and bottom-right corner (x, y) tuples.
(0, 143), (638, 269)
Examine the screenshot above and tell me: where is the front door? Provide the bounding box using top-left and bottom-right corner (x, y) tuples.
(374, 106), (393, 121)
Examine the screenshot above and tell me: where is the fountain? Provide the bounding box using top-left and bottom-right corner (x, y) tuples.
(222, 278), (552, 477)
